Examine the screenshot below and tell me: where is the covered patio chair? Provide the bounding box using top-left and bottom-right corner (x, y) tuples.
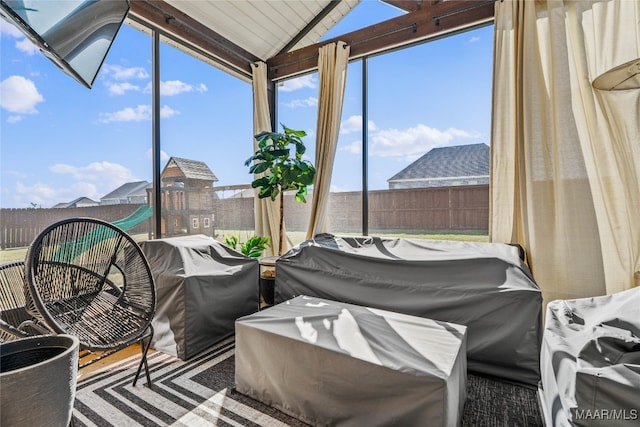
(0, 261), (50, 342)
(24, 218), (156, 387)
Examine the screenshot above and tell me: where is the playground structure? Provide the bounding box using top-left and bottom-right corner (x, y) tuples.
(112, 205), (153, 231)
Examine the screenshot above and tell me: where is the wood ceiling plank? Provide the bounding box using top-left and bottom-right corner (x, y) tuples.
(129, 0), (260, 77)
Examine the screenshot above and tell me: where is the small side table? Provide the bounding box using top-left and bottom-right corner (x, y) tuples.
(258, 256), (278, 309)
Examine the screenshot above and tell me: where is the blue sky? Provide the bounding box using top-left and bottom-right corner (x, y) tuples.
(0, 1), (493, 209)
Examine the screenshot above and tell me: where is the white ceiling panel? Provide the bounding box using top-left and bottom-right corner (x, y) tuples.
(164, 0), (360, 61)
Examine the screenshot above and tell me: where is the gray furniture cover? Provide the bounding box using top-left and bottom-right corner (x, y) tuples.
(539, 286), (640, 427)
(276, 234), (542, 385)
(140, 234), (258, 360)
(235, 295), (468, 426)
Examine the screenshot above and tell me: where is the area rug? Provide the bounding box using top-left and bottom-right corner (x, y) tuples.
(73, 337), (542, 426)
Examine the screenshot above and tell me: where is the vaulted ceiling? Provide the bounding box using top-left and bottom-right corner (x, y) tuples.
(127, 0), (495, 82)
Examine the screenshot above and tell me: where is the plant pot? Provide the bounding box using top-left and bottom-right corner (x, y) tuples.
(260, 275), (275, 306)
(1, 334), (80, 427)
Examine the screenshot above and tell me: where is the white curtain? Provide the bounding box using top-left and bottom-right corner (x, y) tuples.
(491, 0), (640, 305)
(306, 41), (350, 239)
(252, 62), (283, 256)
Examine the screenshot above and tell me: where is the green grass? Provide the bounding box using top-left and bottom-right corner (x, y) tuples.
(0, 247), (27, 263)
(1, 230), (488, 264)
(0, 233), (152, 264)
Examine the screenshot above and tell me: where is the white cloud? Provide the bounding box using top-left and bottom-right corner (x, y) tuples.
(3, 170), (28, 178)
(340, 122), (476, 161)
(160, 105), (179, 118)
(156, 80), (208, 96)
(99, 105), (150, 123)
(278, 74), (316, 92)
(70, 182), (99, 200)
(108, 82), (141, 96)
(101, 64), (149, 80)
(6, 115), (23, 124)
(0, 75), (44, 114)
(16, 38), (39, 55)
(15, 182), (59, 205)
(340, 115), (377, 135)
(14, 181), (92, 207)
(0, 20), (40, 54)
(0, 19), (22, 37)
(341, 140), (362, 155)
(13, 162), (140, 207)
(469, 36), (480, 43)
(98, 104), (179, 123)
(370, 124), (474, 161)
(50, 161), (138, 190)
(284, 97), (317, 108)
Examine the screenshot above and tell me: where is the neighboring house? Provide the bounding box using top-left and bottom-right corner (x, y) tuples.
(158, 157), (219, 236)
(127, 182), (152, 204)
(387, 143), (489, 189)
(52, 197), (99, 209)
(101, 181), (150, 205)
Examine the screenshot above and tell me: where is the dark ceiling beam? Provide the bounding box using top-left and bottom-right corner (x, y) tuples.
(267, 0), (495, 81)
(129, 0), (260, 79)
(278, 0), (344, 55)
(380, 0), (424, 13)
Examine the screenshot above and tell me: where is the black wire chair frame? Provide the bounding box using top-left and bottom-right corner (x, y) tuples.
(0, 261), (50, 342)
(24, 217), (156, 387)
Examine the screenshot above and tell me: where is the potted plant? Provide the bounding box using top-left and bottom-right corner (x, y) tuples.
(245, 125), (316, 255)
(224, 234), (271, 258)
(224, 234), (276, 306)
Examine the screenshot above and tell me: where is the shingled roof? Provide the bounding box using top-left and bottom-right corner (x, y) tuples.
(101, 181), (150, 204)
(53, 196), (99, 209)
(162, 157), (218, 182)
(388, 143), (489, 188)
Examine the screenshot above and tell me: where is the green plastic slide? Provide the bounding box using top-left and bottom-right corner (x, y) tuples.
(112, 205), (153, 231)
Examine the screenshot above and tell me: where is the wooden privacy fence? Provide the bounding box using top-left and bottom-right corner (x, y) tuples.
(1, 205), (147, 249)
(214, 185), (489, 233)
(1, 185), (488, 249)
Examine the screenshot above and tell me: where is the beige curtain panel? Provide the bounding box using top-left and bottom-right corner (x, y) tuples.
(306, 41), (350, 239)
(252, 62), (283, 257)
(491, 0), (640, 305)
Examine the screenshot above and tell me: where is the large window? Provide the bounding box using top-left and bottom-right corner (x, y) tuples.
(0, 24), (153, 256)
(0, 4), (493, 261)
(157, 41), (252, 241)
(274, 25), (493, 243)
(275, 60), (363, 245)
(366, 26), (493, 241)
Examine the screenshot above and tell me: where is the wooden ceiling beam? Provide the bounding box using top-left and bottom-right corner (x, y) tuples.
(267, 0), (495, 81)
(129, 0), (260, 79)
(381, 0), (425, 13)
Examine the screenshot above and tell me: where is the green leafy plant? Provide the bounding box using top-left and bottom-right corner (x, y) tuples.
(245, 125), (316, 255)
(224, 234), (271, 258)
(224, 235), (239, 250)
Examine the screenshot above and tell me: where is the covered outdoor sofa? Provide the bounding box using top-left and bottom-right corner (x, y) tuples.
(539, 286), (640, 426)
(275, 234), (542, 386)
